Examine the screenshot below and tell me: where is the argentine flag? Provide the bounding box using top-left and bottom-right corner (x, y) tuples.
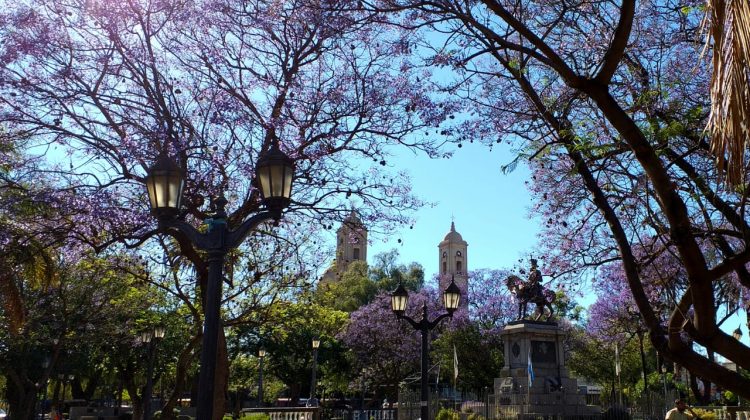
(527, 348), (535, 388)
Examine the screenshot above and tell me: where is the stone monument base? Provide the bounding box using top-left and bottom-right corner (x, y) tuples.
(494, 320), (598, 417)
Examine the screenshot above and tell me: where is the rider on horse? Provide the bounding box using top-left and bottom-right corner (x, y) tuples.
(506, 259), (556, 321)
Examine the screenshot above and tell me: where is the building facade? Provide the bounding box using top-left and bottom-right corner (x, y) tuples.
(438, 221), (469, 306)
(321, 217), (470, 307)
(320, 211), (368, 283)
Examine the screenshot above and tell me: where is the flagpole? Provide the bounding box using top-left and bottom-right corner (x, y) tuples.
(453, 344), (458, 411)
(615, 343), (622, 406)
(527, 346), (534, 411)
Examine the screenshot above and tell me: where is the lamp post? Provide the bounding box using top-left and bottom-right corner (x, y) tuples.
(391, 277), (461, 420)
(310, 337), (321, 406)
(258, 349), (266, 407)
(144, 143), (294, 420)
(39, 357), (50, 420)
(55, 373), (65, 409)
(734, 326), (744, 406)
(141, 325), (166, 420)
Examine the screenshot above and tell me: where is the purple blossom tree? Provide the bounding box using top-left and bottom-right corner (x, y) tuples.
(339, 288), (453, 399)
(357, 0), (750, 396)
(0, 1), (454, 415)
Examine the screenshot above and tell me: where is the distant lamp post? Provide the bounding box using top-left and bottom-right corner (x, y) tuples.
(309, 337), (321, 406)
(258, 349), (266, 407)
(140, 325), (166, 420)
(732, 325), (743, 341)
(144, 143), (294, 420)
(61, 375), (74, 403)
(391, 277), (461, 420)
(37, 357), (50, 420)
(56, 374), (65, 405)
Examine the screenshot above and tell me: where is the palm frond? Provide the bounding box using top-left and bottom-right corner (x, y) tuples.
(706, 0), (750, 185)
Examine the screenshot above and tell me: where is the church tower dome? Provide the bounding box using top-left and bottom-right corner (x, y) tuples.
(438, 221), (468, 307)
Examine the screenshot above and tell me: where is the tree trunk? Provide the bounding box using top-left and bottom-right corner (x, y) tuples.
(638, 331), (650, 411)
(160, 334), (201, 420)
(6, 380), (40, 420)
(125, 378), (144, 420)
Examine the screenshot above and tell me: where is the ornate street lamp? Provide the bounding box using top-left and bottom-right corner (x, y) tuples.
(141, 325), (165, 420)
(391, 276), (461, 420)
(144, 154), (184, 220)
(257, 349), (266, 408)
(144, 144), (294, 420)
(255, 143), (295, 213)
(391, 284), (408, 316)
(309, 337), (321, 406)
(153, 326), (166, 340)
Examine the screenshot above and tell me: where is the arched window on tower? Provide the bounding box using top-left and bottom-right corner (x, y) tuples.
(353, 248), (360, 260)
(456, 261), (462, 273)
(443, 262), (447, 273)
(442, 251), (447, 259)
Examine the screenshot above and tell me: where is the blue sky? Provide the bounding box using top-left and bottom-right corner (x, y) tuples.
(353, 144), (750, 347)
(366, 142), (541, 283)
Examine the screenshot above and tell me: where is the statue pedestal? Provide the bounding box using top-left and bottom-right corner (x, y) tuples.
(493, 321), (596, 416)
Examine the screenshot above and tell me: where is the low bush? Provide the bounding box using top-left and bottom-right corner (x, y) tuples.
(239, 414), (271, 420)
(436, 408), (460, 420)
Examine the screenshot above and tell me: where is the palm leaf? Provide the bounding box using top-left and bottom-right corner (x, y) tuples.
(706, 0), (750, 185)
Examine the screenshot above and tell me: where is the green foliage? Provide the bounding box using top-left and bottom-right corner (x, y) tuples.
(722, 390), (738, 405)
(368, 250), (424, 293)
(436, 408), (461, 420)
(432, 324), (503, 393)
(553, 290), (585, 322)
(634, 371), (676, 398)
(567, 326), (660, 401)
(317, 261), (378, 311)
(249, 300), (350, 398)
(153, 408), (180, 419)
(238, 415), (270, 420)
(316, 250), (424, 312)
(467, 413), (486, 420)
(691, 408), (717, 420)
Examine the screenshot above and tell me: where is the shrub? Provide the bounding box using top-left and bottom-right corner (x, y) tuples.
(153, 408), (180, 419)
(690, 408), (717, 420)
(239, 414), (271, 420)
(467, 413), (486, 420)
(436, 408), (460, 420)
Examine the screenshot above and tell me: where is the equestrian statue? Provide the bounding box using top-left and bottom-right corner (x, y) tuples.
(505, 259), (556, 321)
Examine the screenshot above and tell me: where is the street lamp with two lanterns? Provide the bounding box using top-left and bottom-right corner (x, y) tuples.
(139, 326), (166, 420)
(391, 277), (461, 420)
(144, 142), (295, 420)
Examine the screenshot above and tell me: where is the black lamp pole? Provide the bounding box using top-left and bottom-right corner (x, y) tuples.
(310, 337), (320, 403)
(257, 349), (266, 407)
(142, 326), (165, 420)
(145, 143), (294, 420)
(391, 277), (461, 420)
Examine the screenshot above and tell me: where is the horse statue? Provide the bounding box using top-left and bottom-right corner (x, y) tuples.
(505, 260), (556, 321)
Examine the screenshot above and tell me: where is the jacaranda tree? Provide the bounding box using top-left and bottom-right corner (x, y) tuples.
(358, 0), (750, 396)
(0, 0), (450, 417)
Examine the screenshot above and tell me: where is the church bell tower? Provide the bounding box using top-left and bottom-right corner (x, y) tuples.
(320, 210), (368, 283)
(438, 221), (468, 307)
